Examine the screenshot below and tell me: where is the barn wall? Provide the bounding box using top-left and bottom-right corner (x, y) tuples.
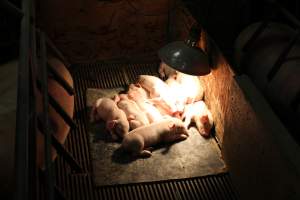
(37, 0), (172, 63)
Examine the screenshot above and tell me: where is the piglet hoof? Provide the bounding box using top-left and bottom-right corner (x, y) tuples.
(139, 150), (152, 158)
(178, 134), (188, 141)
(145, 147), (154, 152)
(184, 122), (190, 129)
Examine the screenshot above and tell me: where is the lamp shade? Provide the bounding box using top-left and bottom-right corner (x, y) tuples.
(158, 41), (211, 76)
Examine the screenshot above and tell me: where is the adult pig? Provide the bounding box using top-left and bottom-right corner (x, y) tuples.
(36, 56), (74, 168)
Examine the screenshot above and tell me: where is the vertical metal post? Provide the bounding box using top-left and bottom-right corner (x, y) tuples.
(28, 0), (37, 199)
(39, 32), (54, 200)
(28, 37), (37, 200)
(14, 0), (29, 199)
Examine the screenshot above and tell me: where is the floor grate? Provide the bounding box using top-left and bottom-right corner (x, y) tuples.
(49, 62), (239, 200)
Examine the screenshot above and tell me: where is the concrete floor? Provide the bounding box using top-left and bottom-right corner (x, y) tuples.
(0, 60), (17, 198)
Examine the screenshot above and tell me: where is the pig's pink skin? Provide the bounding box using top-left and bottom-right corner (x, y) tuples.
(149, 98), (177, 115)
(90, 97), (129, 140)
(137, 75), (168, 98)
(125, 87), (164, 123)
(127, 83), (149, 101)
(121, 117), (189, 157)
(117, 96), (150, 130)
(165, 77), (186, 112)
(130, 98), (164, 123)
(195, 115), (212, 138)
(182, 101), (213, 137)
(138, 75), (178, 113)
(167, 72), (204, 104)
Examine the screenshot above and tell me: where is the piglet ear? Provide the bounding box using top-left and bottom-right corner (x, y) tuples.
(106, 120), (117, 130)
(135, 83), (141, 88)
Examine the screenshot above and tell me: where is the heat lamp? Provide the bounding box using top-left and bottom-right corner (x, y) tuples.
(158, 24), (211, 76)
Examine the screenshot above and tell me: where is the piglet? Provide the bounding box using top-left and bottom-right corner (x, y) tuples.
(115, 94), (150, 130)
(165, 77), (186, 112)
(167, 72), (204, 104)
(121, 117), (189, 157)
(127, 92), (164, 123)
(138, 101), (165, 123)
(137, 75), (178, 114)
(182, 101), (213, 138)
(90, 97), (129, 140)
(127, 83), (149, 101)
(137, 75), (169, 98)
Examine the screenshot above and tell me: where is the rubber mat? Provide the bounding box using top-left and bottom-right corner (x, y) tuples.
(87, 88), (226, 186)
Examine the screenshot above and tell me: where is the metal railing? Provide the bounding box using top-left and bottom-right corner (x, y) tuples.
(1, 0), (84, 199)
(14, 0), (32, 200)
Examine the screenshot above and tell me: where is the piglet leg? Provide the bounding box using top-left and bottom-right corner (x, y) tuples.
(195, 115), (210, 138)
(139, 150), (152, 157)
(183, 114), (192, 128)
(129, 120), (143, 130)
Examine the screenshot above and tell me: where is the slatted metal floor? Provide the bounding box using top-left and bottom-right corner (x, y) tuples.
(49, 62), (239, 200)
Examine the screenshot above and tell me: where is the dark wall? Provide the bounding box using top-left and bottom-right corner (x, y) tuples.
(182, 0), (300, 61)
(0, 0), (21, 63)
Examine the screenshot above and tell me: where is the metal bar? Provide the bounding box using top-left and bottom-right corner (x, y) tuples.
(39, 32), (54, 200)
(28, 29), (37, 200)
(14, 0), (30, 199)
(51, 132), (84, 173)
(36, 29), (71, 68)
(36, 79), (77, 129)
(242, 20), (269, 52)
(272, 1), (300, 28)
(267, 30), (300, 81)
(47, 62), (75, 95)
(38, 169), (67, 200)
(37, 116), (84, 173)
(0, 0), (24, 18)
(54, 184), (67, 200)
(29, 1), (38, 199)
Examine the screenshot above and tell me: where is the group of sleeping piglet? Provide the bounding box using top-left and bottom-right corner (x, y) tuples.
(90, 63), (213, 158)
